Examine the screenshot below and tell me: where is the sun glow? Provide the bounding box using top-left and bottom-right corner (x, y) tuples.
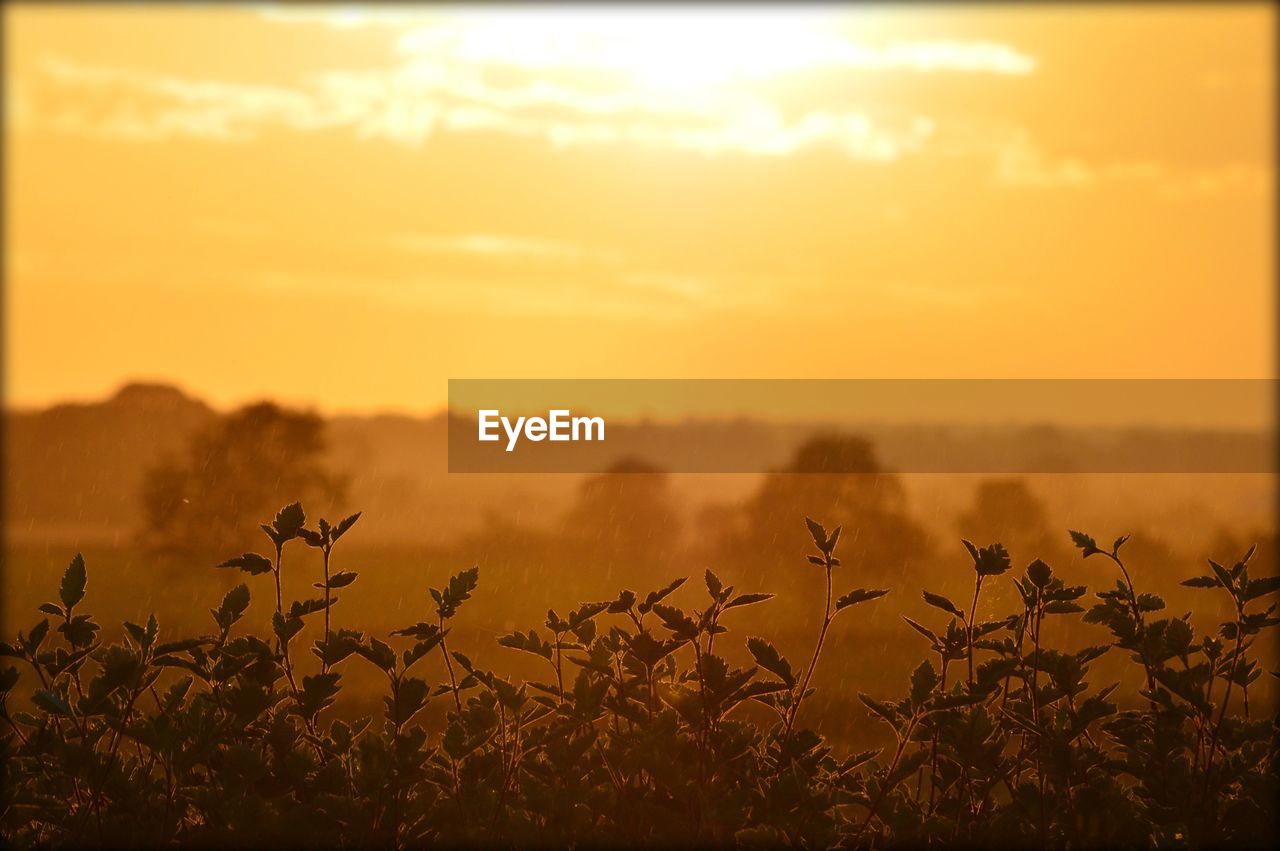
(405, 7), (1033, 94)
(426, 7), (848, 92)
(344, 7), (1033, 155)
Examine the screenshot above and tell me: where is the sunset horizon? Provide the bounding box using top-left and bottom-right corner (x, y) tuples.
(6, 4), (1274, 414)
(3, 5), (1276, 848)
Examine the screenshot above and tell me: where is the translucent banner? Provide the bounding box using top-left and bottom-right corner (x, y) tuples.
(447, 379), (1275, 473)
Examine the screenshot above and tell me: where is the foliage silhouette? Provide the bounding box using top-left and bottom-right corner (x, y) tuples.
(140, 403), (346, 553)
(1, 505), (1277, 847)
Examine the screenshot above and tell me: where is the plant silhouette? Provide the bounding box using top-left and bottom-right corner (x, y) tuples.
(1, 505), (1276, 847)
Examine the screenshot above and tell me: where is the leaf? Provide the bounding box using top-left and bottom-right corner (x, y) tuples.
(1163, 617), (1193, 655)
(273, 612), (304, 643)
(638, 577), (686, 614)
(298, 672), (341, 718)
(403, 636), (442, 670)
(24, 620), (49, 654)
(1136, 593), (1165, 612)
(970, 542), (1011, 576)
(32, 689), (73, 717)
(386, 676), (429, 726)
(652, 604), (699, 641)
(902, 617), (938, 645)
(60, 554), (87, 610)
(568, 601), (609, 627)
(608, 590), (636, 614)
(704, 569), (723, 599)
(1069, 530), (1101, 557)
(909, 659), (938, 706)
(887, 748), (930, 787)
(923, 590), (963, 619)
(497, 629), (552, 660)
(298, 528), (325, 548)
(836, 588), (890, 611)
(858, 693), (897, 727)
(332, 512), (362, 542)
(724, 593), (773, 610)
(436, 566), (479, 619)
(1181, 576), (1220, 589)
(216, 553), (273, 576)
(736, 826), (785, 849)
(289, 598), (328, 618)
(273, 502), (306, 539)
(125, 621), (148, 647)
(805, 516), (829, 554)
(1027, 559), (1052, 588)
(218, 584), (251, 624)
(1207, 560), (1237, 596)
(391, 622), (442, 640)
(37, 603), (64, 618)
(154, 637), (210, 655)
(326, 571), (358, 589)
(747, 637), (795, 687)
(357, 639), (396, 673)
(57, 615), (99, 649)
(1245, 575), (1280, 601)
(0, 667), (19, 694)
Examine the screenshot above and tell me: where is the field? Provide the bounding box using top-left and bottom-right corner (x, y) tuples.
(2, 503), (1276, 846)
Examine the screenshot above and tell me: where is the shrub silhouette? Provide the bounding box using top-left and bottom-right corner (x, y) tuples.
(1, 505), (1276, 847)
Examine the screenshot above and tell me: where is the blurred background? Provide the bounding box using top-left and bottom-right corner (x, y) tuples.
(3, 4), (1275, 747)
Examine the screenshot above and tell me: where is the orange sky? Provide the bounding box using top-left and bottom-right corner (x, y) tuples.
(4, 4), (1274, 414)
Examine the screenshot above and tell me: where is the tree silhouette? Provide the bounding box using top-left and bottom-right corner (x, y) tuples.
(956, 478), (1058, 562)
(718, 434), (930, 579)
(558, 457), (682, 572)
(140, 402), (345, 552)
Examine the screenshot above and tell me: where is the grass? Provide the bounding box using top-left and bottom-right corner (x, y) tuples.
(1, 502), (1277, 847)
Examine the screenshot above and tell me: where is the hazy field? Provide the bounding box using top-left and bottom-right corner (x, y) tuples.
(6, 521), (1273, 754)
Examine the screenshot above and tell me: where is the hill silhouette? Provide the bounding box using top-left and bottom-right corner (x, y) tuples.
(3, 383), (1273, 552)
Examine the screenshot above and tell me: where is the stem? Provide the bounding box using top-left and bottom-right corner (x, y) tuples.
(692, 639), (710, 782)
(272, 544), (303, 703)
(321, 544), (332, 673)
(438, 617), (462, 713)
(1102, 551), (1155, 693)
(91, 684), (144, 837)
(273, 543), (284, 614)
(553, 636), (565, 705)
(1202, 623), (1244, 810)
(854, 713), (920, 841)
(926, 657), (948, 814)
(967, 575), (984, 685)
(783, 561), (834, 741)
(1031, 598), (1046, 845)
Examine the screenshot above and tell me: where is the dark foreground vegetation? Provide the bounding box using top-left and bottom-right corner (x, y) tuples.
(2, 504), (1277, 848)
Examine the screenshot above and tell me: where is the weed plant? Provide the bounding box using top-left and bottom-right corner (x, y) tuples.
(2, 504), (1276, 846)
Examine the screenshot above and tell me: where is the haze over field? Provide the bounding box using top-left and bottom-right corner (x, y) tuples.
(4, 382), (1274, 549)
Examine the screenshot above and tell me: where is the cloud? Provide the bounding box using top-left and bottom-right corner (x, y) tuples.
(28, 51), (942, 160)
(389, 233), (595, 264)
(993, 129), (1271, 198)
(21, 8), (1033, 161)
(18, 10), (1268, 198)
